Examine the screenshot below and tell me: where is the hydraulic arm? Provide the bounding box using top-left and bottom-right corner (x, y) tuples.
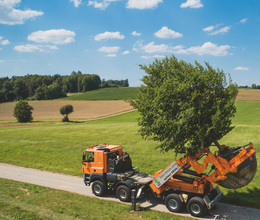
(150, 142), (257, 194)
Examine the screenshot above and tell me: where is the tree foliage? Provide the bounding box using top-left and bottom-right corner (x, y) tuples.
(130, 55), (238, 155)
(13, 100), (33, 123)
(0, 72), (129, 103)
(60, 104), (73, 122)
(100, 79), (129, 88)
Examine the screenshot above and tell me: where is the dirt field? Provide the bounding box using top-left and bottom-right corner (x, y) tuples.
(0, 89), (259, 122)
(236, 89), (260, 101)
(0, 100), (133, 121)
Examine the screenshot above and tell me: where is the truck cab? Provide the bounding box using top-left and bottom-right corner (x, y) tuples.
(82, 144), (153, 202)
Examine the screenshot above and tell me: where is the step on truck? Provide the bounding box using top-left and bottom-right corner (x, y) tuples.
(82, 143), (257, 217)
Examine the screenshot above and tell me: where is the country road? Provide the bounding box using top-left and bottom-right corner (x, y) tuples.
(0, 163), (259, 220)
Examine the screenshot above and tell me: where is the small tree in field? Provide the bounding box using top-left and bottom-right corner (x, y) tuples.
(13, 100), (33, 122)
(60, 104), (73, 122)
(129, 55), (238, 155)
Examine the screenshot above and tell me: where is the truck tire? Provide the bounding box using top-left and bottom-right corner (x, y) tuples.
(165, 193), (183, 213)
(92, 180), (106, 197)
(187, 197), (206, 217)
(116, 185), (131, 202)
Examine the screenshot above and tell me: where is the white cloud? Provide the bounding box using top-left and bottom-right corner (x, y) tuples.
(141, 42), (187, 54)
(28, 29), (76, 44)
(98, 46), (120, 53)
(70, 0), (82, 7)
(88, 0), (121, 10)
(141, 55), (166, 59)
(46, 45), (59, 50)
(14, 44), (44, 52)
(154, 26), (183, 39)
(140, 41), (231, 56)
(141, 55), (151, 59)
(0, 0), (43, 25)
(14, 44), (59, 52)
(154, 55), (166, 59)
(126, 0), (163, 9)
(203, 23), (223, 32)
(131, 31), (141, 36)
(0, 59), (4, 63)
(203, 25), (215, 32)
(94, 31), (125, 41)
(209, 26), (231, 35)
(180, 0), (203, 8)
(141, 42), (173, 53)
(1, 39), (10, 45)
(240, 18), (248, 24)
(122, 50), (130, 54)
(132, 40), (143, 52)
(187, 42), (231, 56)
(106, 53), (117, 57)
(235, 66), (249, 71)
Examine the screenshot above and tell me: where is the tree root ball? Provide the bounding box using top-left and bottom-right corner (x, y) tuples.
(217, 154), (257, 189)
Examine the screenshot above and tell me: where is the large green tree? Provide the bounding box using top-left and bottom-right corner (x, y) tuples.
(130, 55), (238, 155)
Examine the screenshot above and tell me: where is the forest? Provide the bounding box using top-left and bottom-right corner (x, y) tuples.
(0, 71), (129, 103)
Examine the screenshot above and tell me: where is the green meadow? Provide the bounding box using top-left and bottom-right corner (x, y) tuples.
(60, 87), (139, 100)
(0, 100), (259, 209)
(0, 178), (191, 220)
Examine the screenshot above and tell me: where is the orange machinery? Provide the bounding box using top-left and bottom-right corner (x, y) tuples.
(82, 142), (257, 217)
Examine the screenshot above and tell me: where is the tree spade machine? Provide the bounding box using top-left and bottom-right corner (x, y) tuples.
(82, 142), (257, 217)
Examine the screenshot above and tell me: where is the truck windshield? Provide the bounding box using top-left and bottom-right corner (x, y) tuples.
(86, 152), (94, 162)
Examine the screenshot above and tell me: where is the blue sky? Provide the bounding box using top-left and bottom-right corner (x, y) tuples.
(0, 0), (259, 87)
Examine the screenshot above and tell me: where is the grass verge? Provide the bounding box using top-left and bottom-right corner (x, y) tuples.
(0, 178), (191, 220)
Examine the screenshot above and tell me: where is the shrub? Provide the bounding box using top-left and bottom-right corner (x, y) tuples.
(13, 100), (33, 122)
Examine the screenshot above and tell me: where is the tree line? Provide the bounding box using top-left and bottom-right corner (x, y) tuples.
(239, 84), (260, 89)
(0, 71), (129, 103)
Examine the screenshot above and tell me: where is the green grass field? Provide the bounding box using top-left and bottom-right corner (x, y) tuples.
(0, 178), (191, 220)
(60, 87), (138, 100)
(0, 101), (259, 209)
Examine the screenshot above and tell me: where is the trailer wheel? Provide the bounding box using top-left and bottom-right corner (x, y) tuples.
(187, 197), (206, 217)
(165, 193), (183, 213)
(92, 180), (106, 197)
(116, 185), (131, 202)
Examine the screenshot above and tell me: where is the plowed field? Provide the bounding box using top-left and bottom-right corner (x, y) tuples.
(0, 100), (132, 121)
(0, 89), (259, 122)
(236, 89), (260, 101)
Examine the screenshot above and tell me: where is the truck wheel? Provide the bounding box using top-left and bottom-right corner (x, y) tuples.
(116, 185), (131, 202)
(92, 180), (106, 197)
(165, 193), (183, 213)
(187, 197), (206, 217)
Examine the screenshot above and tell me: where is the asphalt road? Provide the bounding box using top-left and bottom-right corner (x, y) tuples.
(0, 163), (259, 220)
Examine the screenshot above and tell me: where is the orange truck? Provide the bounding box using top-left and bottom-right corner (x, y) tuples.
(82, 143), (257, 217)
